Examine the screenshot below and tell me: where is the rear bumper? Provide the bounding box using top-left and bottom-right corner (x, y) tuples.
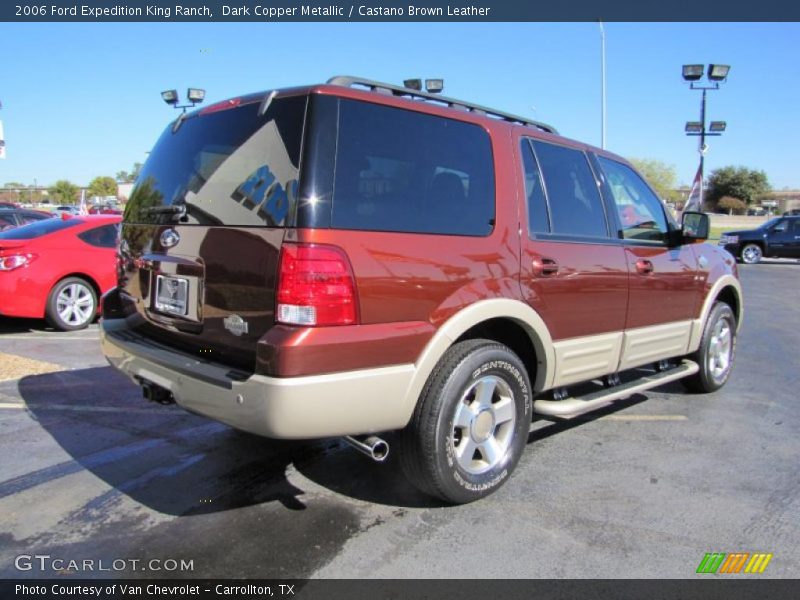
(100, 317), (415, 439)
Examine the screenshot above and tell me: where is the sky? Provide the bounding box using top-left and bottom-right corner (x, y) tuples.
(1, 22), (799, 189)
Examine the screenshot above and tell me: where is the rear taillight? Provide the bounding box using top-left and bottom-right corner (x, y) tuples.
(277, 243), (358, 326)
(0, 254), (36, 271)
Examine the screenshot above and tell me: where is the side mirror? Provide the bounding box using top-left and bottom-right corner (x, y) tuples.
(681, 211), (709, 241)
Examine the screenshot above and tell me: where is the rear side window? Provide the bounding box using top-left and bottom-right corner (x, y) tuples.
(78, 223), (119, 248)
(0, 217), (80, 240)
(532, 141), (608, 239)
(125, 95), (307, 227)
(330, 100), (494, 236)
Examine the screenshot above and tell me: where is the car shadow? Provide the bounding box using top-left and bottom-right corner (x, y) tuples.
(527, 394), (648, 444)
(14, 367), (668, 514)
(14, 366), (439, 512)
(15, 367), (324, 516)
(0, 316), (52, 333)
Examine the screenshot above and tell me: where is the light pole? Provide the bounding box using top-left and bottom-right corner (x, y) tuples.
(682, 64), (729, 209)
(599, 21), (606, 149)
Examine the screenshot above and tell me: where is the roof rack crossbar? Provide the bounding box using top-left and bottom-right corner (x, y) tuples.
(326, 75), (558, 135)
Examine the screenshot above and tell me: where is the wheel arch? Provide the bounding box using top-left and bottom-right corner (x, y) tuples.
(398, 299), (554, 428)
(53, 272), (102, 299)
(688, 275), (743, 352)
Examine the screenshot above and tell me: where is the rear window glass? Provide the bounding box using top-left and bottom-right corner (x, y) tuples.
(330, 99), (494, 236)
(0, 217), (80, 240)
(125, 95), (307, 227)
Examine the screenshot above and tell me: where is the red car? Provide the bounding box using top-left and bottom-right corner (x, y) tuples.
(0, 214), (121, 330)
(88, 204), (123, 215)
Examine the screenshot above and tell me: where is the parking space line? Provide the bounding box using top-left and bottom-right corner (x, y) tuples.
(0, 335), (99, 340)
(0, 402), (178, 414)
(600, 415), (688, 421)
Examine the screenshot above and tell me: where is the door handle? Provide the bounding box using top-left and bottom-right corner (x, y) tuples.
(532, 257), (559, 277)
(635, 259), (654, 275)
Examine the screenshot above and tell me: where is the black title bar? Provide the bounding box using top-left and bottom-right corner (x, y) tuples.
(3, 0), (800, 22)
(3, 579), (800, 600)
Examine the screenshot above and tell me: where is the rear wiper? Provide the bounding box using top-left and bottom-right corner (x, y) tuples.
(145, 203), (187, 221)
(146, 203), (186, 215)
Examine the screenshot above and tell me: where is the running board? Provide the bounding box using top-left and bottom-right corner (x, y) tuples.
(533, 360), (700, 419)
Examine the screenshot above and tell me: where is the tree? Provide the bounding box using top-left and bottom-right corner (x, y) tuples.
(706, 166), (771, 207)
(717, 196), (747, 216)
(628, 158), (681, 202)
(87, 176), (118, 198)
(49, 180), (79, 205)
(116, 162), (143, 183)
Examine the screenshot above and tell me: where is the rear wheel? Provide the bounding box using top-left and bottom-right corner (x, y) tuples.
(740, 243), (762, 264)
(399, 339), (532, 504)
(46, 277), (97, 331)
(683, 302), (736, 393)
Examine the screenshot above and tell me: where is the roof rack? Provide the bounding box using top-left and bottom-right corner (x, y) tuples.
(326, 76), (558, 135)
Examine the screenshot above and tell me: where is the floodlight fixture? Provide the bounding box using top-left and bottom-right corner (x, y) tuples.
(707, 64), (731, 81)
(161, 90), (179, 105)
(425, 79), (444, 94)
(187, 88), (206, 103)
(682, 65), (704, 81)
(403, 79), (422, 91)
(685, 121), (703, 133)
(709, 121), (727, 132)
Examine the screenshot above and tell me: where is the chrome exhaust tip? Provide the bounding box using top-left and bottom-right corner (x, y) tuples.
(342, 435), (389, 462)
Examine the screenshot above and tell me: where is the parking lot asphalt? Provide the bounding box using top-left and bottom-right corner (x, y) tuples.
(0, 260), (798, 579)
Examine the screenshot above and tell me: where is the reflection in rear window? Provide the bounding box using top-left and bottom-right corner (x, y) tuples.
(0, 217), (81, 240)
(125, 95), (307, 227)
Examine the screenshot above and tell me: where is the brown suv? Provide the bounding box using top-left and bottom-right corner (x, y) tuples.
(101, 76), (742, 503)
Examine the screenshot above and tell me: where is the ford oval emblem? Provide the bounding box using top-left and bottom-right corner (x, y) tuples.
(223, 314), (249, 337)
(160, 228), (180, 248)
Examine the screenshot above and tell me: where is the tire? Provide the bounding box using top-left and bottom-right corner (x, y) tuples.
(740, 243), (762, 264)
(399, 339), (532, 504)
(682, 302), (737, 393)
(45, 277), (98, 331)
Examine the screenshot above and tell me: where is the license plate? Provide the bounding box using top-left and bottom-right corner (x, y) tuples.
(155, 274), (188, 316)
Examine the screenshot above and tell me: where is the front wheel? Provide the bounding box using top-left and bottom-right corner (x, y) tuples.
(45, 277), (97, 331)
(683, 302), (737, 393)
(399, 339), (532, 504)
(740, 243), (762, 264)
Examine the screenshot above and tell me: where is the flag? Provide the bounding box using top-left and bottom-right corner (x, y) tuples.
(683, 164), (703, 213)
(79, 189), (88, 215)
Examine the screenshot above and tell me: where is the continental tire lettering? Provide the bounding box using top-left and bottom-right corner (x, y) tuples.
(454, 468), (508, 492)
(471, 361), (531, 406)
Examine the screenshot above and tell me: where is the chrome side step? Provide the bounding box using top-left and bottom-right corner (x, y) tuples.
(533, 359), (700, 419)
